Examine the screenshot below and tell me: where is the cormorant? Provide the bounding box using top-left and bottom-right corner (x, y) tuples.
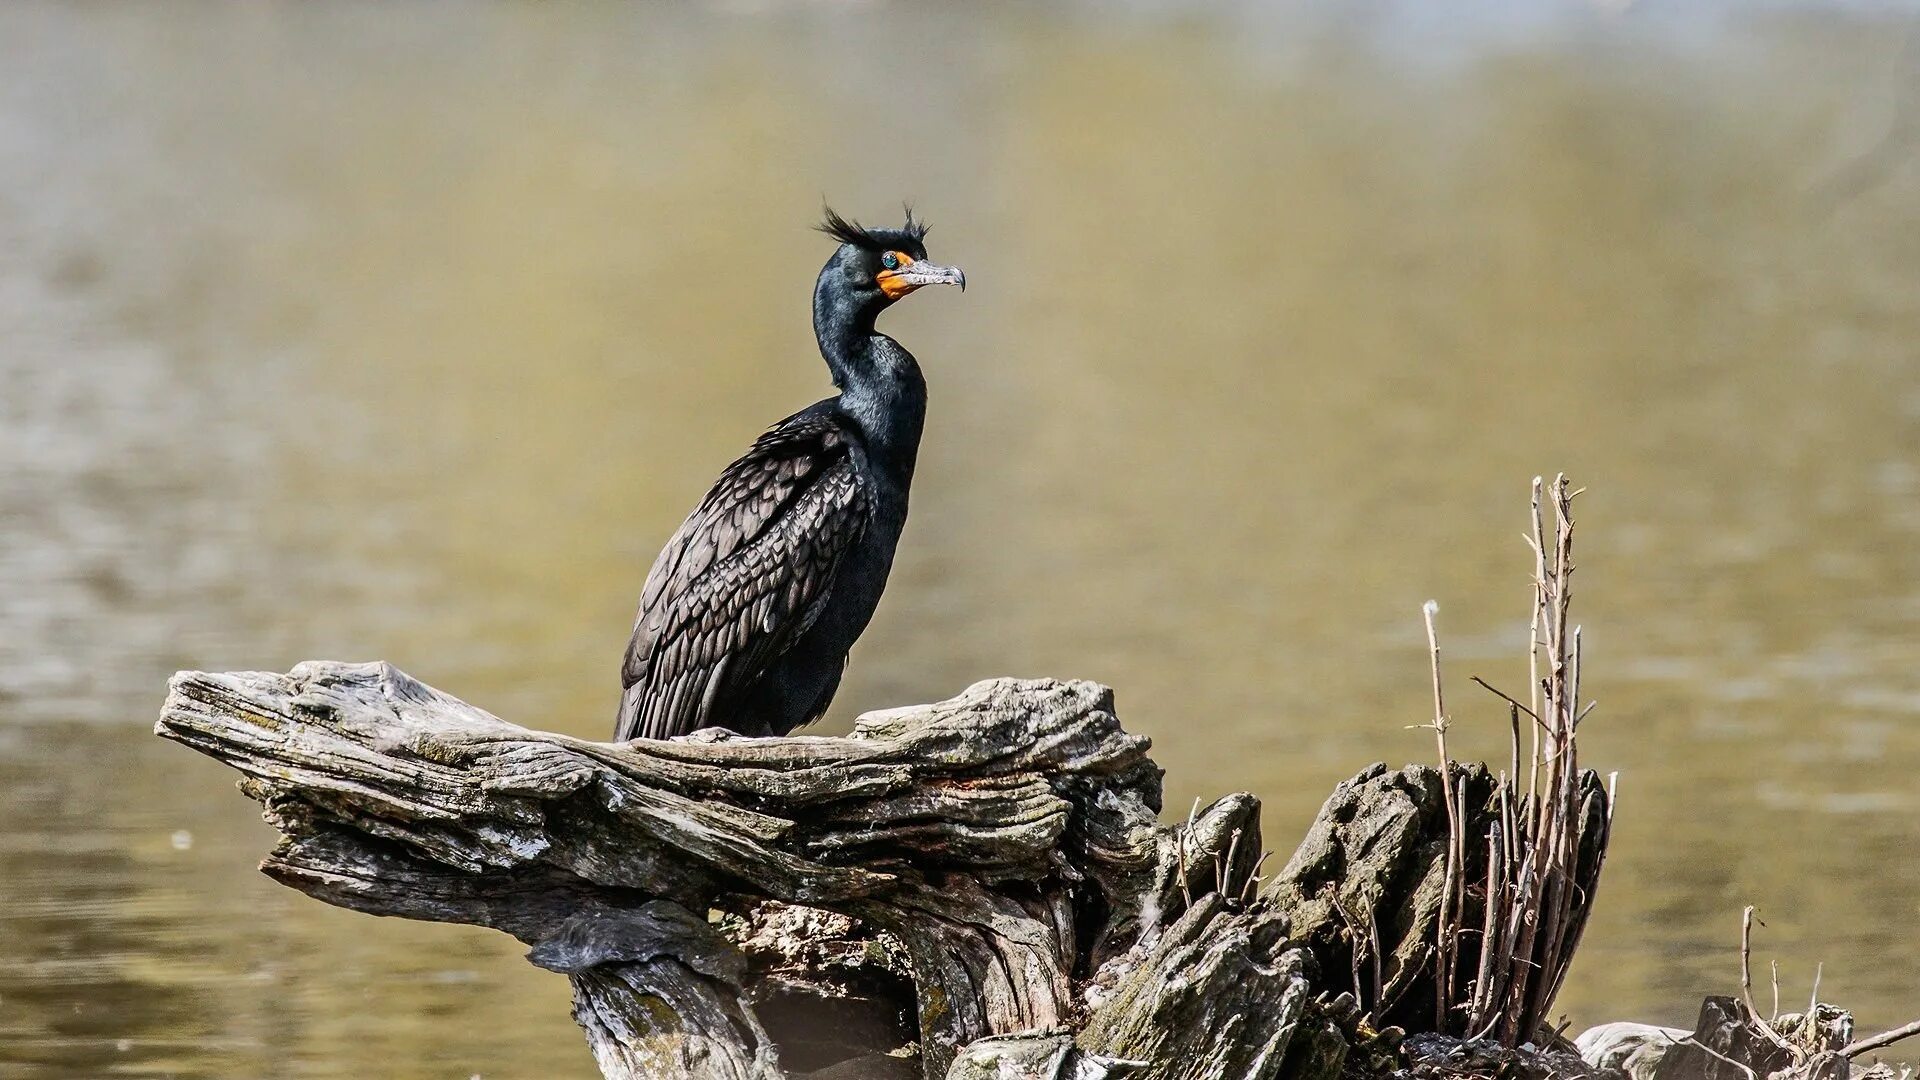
(613, 209), (965, 741)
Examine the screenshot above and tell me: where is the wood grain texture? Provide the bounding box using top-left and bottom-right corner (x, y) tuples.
(157, 662), (1178, 1078)
(155, 660), (1708, 1080)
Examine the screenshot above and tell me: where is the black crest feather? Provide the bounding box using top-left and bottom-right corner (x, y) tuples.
(816, 205), (930, 254)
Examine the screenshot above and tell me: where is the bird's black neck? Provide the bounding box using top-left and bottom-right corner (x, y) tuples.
(815, 296), (926, 484)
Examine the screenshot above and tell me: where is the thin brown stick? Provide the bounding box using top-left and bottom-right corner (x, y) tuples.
(1367, 900), (1385, 1009)
(1330, 889), (1368, 1005)
(1424, 599), (1462, 1028)
(1848, 1019), (1920, 1058)
(1472, 676), (1542, 723)
(1469, 823), (1505, 1028)
(1175, 797), (1198, 911)
(1500, 764), (1517, 875)
(1675, 1035), (1760, 1080)
(1216, 826), (1243, 900)
(1736, 913), (1817, 1064)
(1241, 850), (1271, 905)
(1731, 910), (1797, 1058)
(1528, 477), (1547, 807)
(1741, 906), (1760, 1020)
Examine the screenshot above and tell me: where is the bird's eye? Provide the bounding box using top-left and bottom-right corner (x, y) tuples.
(880, 252), (900, 271)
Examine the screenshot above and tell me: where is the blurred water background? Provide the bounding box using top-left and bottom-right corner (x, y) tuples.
(3, 1), (1919, 1076)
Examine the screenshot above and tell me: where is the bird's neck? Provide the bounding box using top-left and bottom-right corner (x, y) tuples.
(828, 335), (927, 481)
(817, 308), (926, 482)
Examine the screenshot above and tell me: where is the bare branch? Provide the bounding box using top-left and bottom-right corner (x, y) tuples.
(1850, 1019), (1920, 1059)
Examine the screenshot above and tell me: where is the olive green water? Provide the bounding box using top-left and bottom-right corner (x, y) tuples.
(4, 2), (1920, 1076)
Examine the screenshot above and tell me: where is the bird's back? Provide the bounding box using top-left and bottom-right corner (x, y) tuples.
(615, 404), (872, 741)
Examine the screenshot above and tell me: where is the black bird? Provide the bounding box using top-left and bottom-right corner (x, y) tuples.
(614, 210), (965, 741)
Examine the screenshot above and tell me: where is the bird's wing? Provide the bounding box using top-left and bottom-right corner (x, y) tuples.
(615, 411), (870, 741)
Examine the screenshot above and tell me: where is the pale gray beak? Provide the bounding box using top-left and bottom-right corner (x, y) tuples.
(900, 262), (966, 292)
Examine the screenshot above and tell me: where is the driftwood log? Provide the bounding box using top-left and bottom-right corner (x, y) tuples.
(160, 663), (1243, 1079)
(157, 661), (1907, 1080)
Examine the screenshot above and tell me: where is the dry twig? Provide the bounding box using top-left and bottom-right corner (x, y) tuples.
(1423, 599), (1463, 1028)
(1850, 1020), (1920, 1059)
(1425, 475), (1610, 1047)
(1742, 906), (1760, 1020)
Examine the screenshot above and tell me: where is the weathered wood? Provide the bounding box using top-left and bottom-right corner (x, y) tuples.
(1567, 997), (1919, 1080)
(1077, 892), (1328, 1080)
(945, 1031), (1141, 1080)
(1261, 762), (1458, 1025)
(723, 902), (916, 1074)
(1261, 760), (1609, 1038)
(1401, 1032), (1616, 1080)
(160, 659), (1897, 1080)
(1576, 1022), (1691, 1080)
(158, 661), (1177, 1079)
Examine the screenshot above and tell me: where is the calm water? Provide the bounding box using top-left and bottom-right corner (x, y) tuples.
(4, 2), (1920, 1075)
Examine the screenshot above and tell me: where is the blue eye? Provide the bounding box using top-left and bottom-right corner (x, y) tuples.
(881, 252), (900, 270)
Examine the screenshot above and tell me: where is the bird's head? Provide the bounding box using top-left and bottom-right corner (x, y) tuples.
(814, 207), (965, 323)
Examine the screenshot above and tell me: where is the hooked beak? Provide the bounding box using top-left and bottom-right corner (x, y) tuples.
(878, 261), (967, 300)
